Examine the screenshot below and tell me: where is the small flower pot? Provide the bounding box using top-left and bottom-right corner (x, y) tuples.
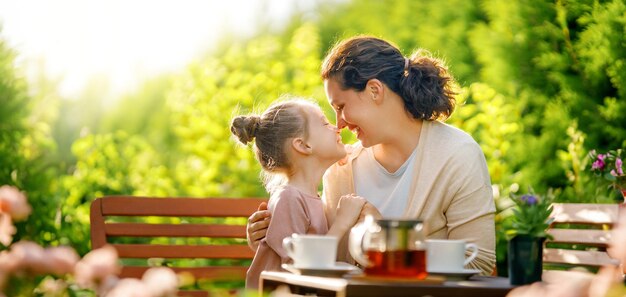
(508, 235), (546, 285)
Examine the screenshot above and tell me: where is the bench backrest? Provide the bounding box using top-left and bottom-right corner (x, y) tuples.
(543, 203), (621, 271)
(90, 196), (267, 296)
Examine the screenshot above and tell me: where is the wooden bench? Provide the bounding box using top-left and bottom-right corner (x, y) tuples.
(543, 203), (622, 272)
(90, 196), (267, 297)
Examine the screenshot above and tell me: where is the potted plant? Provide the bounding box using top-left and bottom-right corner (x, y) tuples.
(506, 189), (554, 285)
(589, 149), (626, 201)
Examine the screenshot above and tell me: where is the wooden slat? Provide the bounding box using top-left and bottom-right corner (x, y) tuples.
(546, 229), (612, 247)
(90, 198), (107, 249)
(120, 266), (248, 280)
(551, 203), (619, 225)
(113, 244), (255, 259)
(105, 223), (246, 238)
(543, 248), (618, 267)
(177, 291), (207, 297)
(100, 196), (266, 217)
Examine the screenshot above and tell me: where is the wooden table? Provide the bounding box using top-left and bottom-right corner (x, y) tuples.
(260, 271), (516, 297)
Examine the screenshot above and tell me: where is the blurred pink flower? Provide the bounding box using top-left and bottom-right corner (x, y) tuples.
(97, 275), (120, 297)
(74, 245), (120, 288)
(10, 240), (47, 274)
(44, 246), (80, 275)
(0, 214), (15, 246)
(142, 267), (179, 297)
(506, 270), (592, 297)
(105, 278), (150, 297)
(0, 185), (31, 221)
(588, 266), (624, 297)
(0, 250), (20, 291)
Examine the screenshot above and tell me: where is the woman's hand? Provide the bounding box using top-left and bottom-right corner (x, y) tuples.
(246, 202), (271, 251)
(358, 202), (382, 222)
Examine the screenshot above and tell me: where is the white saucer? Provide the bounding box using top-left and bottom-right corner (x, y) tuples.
(282, 262), (362, 277)
(427, 268), (481, 280)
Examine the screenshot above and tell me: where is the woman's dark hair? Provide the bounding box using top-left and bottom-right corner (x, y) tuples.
(321, 36), (456, 121)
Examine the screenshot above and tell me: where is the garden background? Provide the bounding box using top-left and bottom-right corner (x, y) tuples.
(1, 0), (625, 278)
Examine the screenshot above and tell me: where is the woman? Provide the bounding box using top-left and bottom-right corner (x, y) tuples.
(247, 36), (496, 275)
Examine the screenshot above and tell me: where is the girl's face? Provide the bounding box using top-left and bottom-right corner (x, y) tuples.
(303, 105), (346, 163)
(324, 79), (381, 147)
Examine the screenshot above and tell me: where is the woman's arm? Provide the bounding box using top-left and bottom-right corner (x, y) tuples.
(444, 143), (496, 275)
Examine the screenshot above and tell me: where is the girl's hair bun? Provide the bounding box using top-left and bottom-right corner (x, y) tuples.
(230, 115), (261, 144)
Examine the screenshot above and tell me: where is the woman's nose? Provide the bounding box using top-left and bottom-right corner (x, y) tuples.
(336, 116), (347, 129)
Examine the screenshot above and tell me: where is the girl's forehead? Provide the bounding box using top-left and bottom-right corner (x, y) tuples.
(301, 104), (324, 119)
(304, 104), (324, 116)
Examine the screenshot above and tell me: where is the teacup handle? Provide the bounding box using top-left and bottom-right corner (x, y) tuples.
(282, 234), (297, 260)
(463, 243), (479, 266)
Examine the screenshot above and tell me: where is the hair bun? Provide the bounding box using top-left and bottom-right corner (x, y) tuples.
(230, 115), (261, 144)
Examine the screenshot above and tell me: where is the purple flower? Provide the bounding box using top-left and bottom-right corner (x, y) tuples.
(592, 159), (605, 171)
(598, 154), (607, 161)
(616, 158), (623, 176)
(520, 195), (537, 205)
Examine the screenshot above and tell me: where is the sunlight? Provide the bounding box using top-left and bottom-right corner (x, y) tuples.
(0, 0), (308, 102)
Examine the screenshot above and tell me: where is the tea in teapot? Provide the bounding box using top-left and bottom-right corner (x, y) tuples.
(349, 216), (427, 278)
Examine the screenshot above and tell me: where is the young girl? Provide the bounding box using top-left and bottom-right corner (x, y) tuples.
(231, 98), (366, 289)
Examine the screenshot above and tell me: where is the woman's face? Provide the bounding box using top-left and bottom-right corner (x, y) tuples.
(324, 78), (380, 147)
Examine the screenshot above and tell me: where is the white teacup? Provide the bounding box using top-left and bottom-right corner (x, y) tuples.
(282, 234), (337, 269)
(426, 239), (479, 273)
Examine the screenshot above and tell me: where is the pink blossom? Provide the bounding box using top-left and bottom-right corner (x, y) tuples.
(74, 245), (120, 288)
(106, 279), (151, 297)
(588, 266), (623, 297)
(10, 240), (47, 274)
(598, 153), (607, 161)
(0, 214), (15, 246)
(44, 246), (80, 275)
(97, 275), (120, 297)
(615, 158), (623, 175)
(0, 251), (20, 291)
(0, 185), (31, 221)
(591, 159), (605, 170)
(142, 267), (179, 297)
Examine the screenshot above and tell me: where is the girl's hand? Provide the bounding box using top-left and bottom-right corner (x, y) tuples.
(335, 194), (367, 227)
(246, 202), (271, 251)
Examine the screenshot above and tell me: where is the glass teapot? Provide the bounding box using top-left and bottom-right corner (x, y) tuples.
(349, 215), (427, 278)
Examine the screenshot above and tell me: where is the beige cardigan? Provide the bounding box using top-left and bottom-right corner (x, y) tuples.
(322, 120), (496, 275)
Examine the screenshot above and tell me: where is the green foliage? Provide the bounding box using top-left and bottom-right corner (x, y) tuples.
(167, 23), (324, 197)
(100, 75), (177, 156)
(506, 190), (555, 240)
(1, 0), (626, 284)
(60, 131), (175, 254)
(0, 33), (60, 248)
(468, 0), (626, 200)
(318, 0), (482, 83)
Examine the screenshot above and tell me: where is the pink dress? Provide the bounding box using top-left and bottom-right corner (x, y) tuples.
(245, 185), (329, 289)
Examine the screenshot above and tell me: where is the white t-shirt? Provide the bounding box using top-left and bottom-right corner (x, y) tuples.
(352, 146), (419, 218)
